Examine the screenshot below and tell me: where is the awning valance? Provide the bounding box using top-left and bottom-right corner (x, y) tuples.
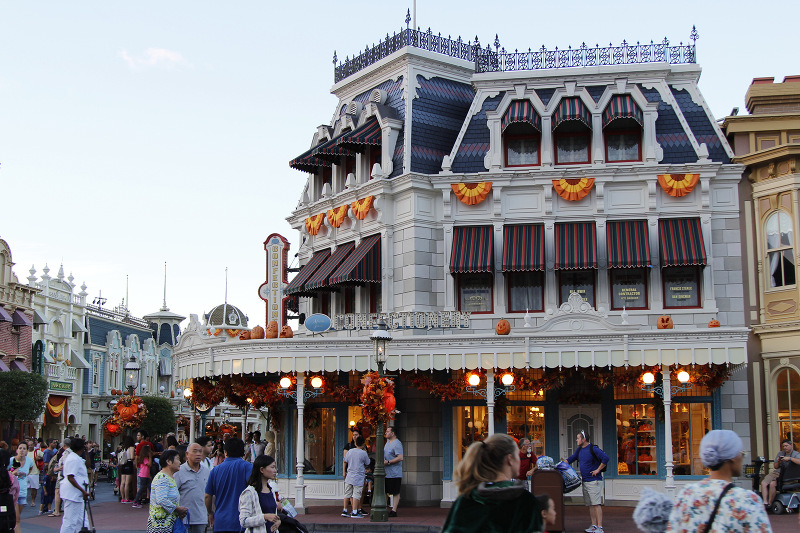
(0, 306), (12, 322)
(159, 358), (172, 376)
(602, 94), (643, 128)
(285, 250), (332, 296)
(555, 222), (597, 270)
(450, 226), (494, 274)
(502, 100), (542, 132)
(552, 97), (592, 130)
(335, 118), (382, 151)
(659, 218), (707, 267)
(289, 144), (332, 174)
(12, 310), (32, 327)
(46, 395), (68, 419)
(329, 234), (381, 286)
(312, 132), (358, 162)
(305, 242), (356, 291)
(70, 349), (90, 369)
(72, 319), (88, 334)
(607, 220), (651, 268)
(33, 310), (48, 325)
(502, 225), (545, 272)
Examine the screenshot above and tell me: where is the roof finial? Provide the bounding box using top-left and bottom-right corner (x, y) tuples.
(125, 274), (129, 314)
(161, 262), (169, 311)
(225, 267), (228, 305)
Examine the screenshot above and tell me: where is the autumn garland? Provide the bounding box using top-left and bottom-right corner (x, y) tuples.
(360, 372), (397, 427)
(112, 393), (148, 430)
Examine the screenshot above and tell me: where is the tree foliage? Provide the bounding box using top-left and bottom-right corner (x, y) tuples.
(139, 395), (176, 437)
(0, 371), (48, 437)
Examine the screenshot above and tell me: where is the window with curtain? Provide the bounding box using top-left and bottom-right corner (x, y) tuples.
(777, 368), (800, 446)
(765, 211), (796, 288)
(458, 273), (493, 313)
(610, 268), (648, 310)
(604, 118), (641, 162)
(507, 271), (544, 312)
(559, 270), (595, 306)
(504, 123), (540, 167)
(555, 121), (591, 164)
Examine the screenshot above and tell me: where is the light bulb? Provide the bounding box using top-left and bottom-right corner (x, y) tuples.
(677, 371), (690, 384)
(183, 388), (192, 399)
(467, 373), (480, 386)
(501, 373), (514, 386)
(311, 376), (323, 389)
(642, 372), (655, 385)
(279, 377), (292, 389)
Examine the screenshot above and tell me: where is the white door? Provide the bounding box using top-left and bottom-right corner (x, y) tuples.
(559, 406), (603, 496)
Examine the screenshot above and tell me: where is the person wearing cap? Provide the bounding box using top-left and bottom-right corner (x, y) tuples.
(667, 430), (772, 533)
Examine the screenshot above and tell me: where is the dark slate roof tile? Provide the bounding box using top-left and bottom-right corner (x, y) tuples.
(451, 93), (504, 173)
(535, 88), (556, 106)
(670, 86), (730, 163)
(586, 85), (606, 103)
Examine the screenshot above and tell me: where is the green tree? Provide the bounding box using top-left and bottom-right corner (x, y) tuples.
(139, 395), (176, 438)
(0, 371), (48, 441)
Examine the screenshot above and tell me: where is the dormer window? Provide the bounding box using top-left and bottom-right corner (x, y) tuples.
(603, 95), (643, 162)
(502, 100), (541, 167)
(552, 97), (592, 165)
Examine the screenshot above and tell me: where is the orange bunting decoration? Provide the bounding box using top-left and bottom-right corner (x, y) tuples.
(657, 174), (700, 197)
(327, 205), (349, 228)
(351, 196), (375, 220)
(553, 178), (595, 201)
(225, 329), (240, 338)
(304, 213), (325, 235)
(451, 182), (492, 205)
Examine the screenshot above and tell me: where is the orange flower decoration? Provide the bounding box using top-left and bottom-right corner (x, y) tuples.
(553, 178), (595, 201)
(657, 174), (699, 197)
(451, 182), (492, 205)
(351, 196), (375, 220)
(327, 205), (349, 228)
(304, 213), (325, 235)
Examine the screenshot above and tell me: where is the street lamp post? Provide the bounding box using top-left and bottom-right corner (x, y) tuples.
(182, 388), (212, 440)
(370, 319), (391, 523)
(124, 355), (140, 395)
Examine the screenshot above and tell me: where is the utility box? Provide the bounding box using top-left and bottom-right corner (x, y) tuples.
(532, 469), (565, 532)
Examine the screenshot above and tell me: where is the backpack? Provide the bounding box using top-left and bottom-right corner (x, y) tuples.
(0, 488), (15, 533)
(590, 444), (607, 473)
(46, 453), (59, 477)
(149, 458), (160, 478)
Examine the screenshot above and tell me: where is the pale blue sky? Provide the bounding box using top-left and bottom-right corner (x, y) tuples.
(1, 1), (795, 326)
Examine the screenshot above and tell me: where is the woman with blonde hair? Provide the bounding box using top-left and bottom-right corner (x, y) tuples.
(442, 434), (542, 533)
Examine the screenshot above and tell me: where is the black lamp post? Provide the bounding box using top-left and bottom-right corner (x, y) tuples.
(182, 388), (212, 438)
(124, 355), (140, 395)
(370, 319), (391, 522)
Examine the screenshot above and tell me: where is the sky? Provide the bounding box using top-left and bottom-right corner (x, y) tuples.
(1, 1), (796, 328)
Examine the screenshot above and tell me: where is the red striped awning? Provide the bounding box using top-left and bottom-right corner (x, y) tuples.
(607, 220), (650, 268)
(659, 218), (707, 267)
(290, 132), (357, 172)
(450, 226), (494, 273)
(329, 234), (381, 285)
(284, 250), (331, 296)
(502, 225), (545, 272)
(305, 242), (356, 291)
(502, 100), (542, 132)
(555, 222), (597, 269)
(552, 97), (592, 130)
(289, 144), (333, 173)
(602, 94), (643, 128)
(335, 118), (383, 152)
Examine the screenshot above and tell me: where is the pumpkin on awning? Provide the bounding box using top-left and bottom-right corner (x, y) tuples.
(553, 178), (595, 201)
(327, 205), (349, 228)
(351, 196), (375, 220)
(304, 213), (325, 235)
(451, 182), (492, 205)
(658, 174), (700, 197)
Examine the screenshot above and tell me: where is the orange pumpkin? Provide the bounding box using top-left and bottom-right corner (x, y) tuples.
(657, 315), (673, 329)
(708, 319), (720, 328)
(239, 330), (252, 340)
(118, 403), (139, 420)
(279, 325), (294, 338)
(496, 318), (511, 335)
(106, 422), (120, 435)
(384, 392), (396, 414)
(265, 322), (279, 339)
(251, 325), (266, 339)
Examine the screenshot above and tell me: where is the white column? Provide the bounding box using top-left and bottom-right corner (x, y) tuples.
(295, 373), (306, 513)
(486, 369), (495, 436)
(662, 369), (676, 498)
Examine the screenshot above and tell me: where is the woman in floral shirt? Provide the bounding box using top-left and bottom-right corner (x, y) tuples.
(147, 450), (188, 533)
(668, 430), (771, 533)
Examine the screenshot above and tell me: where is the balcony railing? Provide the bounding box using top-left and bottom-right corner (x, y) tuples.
(333, 18), (698, 82)
(45, 363), (77, 380)
(86, 304), (150, 329)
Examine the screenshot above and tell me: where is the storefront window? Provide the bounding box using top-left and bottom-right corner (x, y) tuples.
(559, 270), (595, 306)
(616, 404), (657, 475)
(671, 402), (711, 476)
(663, 266), (701, 308)
(458, 274), (493, 313)
(455, 405), (488, 463)
(777, 368), (800, 446)
(292, 406), (336, 475)
(507, 271), (544, 312)
(610, 268), (648, 310)
(766, 211), (796, 288)
(506, 405), (546, 456)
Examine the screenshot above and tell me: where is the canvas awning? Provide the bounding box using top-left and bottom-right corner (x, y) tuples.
(9, 359), (29, 372)
(0, 306), (12, 322)
(72, 319), (88, 334)
(502, 225), (545, 272)
(0, 359), (9, 372)
(659, 218), (707, 267)
(32, 310), (48, 325)
(607, 220), (650, 268)
(12, 310), (32, 327)
(70, 349), (90, 369)
(450, 226), (494, 273)
(502, 100), (542, 132)
(554, 222), (597, 270)
(285, 250), (332, 296)
(305, 242), (356, 291)
(552, 97), (592, 130)
(329, 234), (381, 285)
(334, 118), (382, 151)
(602, 94), (643, 128)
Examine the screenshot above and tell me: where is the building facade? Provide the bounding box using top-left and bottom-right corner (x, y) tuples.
(723, 76), (800, 458)
(176, 27), (750, 508)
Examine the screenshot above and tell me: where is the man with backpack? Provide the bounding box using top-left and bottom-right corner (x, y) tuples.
(567, 430), (609, 533)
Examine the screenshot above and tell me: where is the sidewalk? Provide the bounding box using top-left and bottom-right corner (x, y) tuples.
(20, 480), (800, 532)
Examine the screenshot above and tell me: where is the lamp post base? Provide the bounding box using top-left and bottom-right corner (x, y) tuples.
(370, 419), (388, 522)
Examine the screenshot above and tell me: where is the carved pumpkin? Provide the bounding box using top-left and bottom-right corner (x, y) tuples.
(265, 322), (279, 339)
(251, 325), (266, 339)
(496, 318), (511, 335)
(657, 315), (673, 329)
(118, 403), (139, 420)
(708, 319), (720, 328)
(384, 392), (396, 414)
(170, 391), (175, 398)
(279, 325), (294, 338)
(239, 330), (251, 340)
(106, 422), (120, 435)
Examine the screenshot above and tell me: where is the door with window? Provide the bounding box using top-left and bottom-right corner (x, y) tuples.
(560, 406), (602, 495)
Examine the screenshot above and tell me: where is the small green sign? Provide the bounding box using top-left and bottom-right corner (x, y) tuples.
(49, 381), (73, 393)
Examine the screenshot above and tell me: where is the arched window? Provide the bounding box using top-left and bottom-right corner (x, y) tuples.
(602, 95), (643, 162)
(776, 367), (800, 444)
(766, 211), (795, 288)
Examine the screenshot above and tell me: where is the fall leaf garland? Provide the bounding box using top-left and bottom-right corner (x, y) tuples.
(360, 372), (397, 427)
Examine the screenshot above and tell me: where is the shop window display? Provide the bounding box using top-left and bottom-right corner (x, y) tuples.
(670, 402), (711, 476)
(292, 406), (336, 475)
(776, 368), (800, 446)
(455, 405), (488, 463)
(506, 405), (546, 456)
(616, 404), (657, 475)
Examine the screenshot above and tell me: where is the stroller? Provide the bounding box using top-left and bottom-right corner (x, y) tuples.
(769, 461), (800, 515)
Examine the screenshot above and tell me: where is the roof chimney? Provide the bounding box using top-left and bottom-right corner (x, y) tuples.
(751, 77), (775, 85)
(783, 75), (800, 83)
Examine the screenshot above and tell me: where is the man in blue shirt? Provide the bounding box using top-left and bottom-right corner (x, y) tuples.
(204, 437), (252, 533)
(566, 430), (609, 533)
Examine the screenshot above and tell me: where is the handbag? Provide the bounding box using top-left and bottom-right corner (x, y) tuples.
(703, 483), (733, 532)
(171, 511), (189, 533)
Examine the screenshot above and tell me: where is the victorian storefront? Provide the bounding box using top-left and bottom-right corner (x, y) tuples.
(175, 25), (750, 508)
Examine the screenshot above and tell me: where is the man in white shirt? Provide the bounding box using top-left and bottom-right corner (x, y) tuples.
(196, 436), (215, 471)
(59, 438), (89, 533)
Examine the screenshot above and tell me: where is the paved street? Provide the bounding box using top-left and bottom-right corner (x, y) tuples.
(18, 479), (800, 532)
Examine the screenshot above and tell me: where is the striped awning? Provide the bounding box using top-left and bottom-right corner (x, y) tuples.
(607, 220), (651, 268)
(552, 97), (592, 130)
(659, 218), (707, 267)
(305, 242), (356, 291)
(502, 225), (545, 272)
(555, 222), (597, 270)
(450, 226), (494, 273)
(312, 132), (358, 162)
(329, 234), (381, 285)
(289, 144), (333, 173)
(334, 118), (382, 152)
(285, 250), (331, 296)
(602, 94), (643, 128)
(502, 100), (542, 132)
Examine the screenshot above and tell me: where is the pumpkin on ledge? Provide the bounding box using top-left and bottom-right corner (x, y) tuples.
(708, 318), (721, 328)
(657, 315), (673, 329)
(496, 318), (511, 335)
